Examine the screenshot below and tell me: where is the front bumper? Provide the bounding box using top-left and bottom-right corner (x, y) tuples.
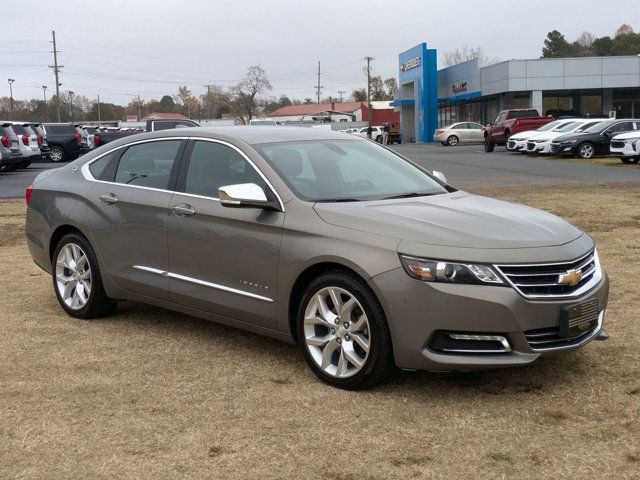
(369, 267), (609, 371)
(610, 143), (638, 157)
(507, 139), (527, 151)
(526, 141), (552, 154)
(550, 143), (577, 156)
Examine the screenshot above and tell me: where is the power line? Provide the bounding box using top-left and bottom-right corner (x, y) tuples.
(315, 61), (323, 103)
(49, 30), (63, 122)
(364, 56), (373, 134)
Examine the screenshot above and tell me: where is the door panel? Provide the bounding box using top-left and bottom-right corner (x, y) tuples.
(167, 139), (284, 328)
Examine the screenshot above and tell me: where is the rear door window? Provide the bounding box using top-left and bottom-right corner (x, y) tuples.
(46, 125), (76, 135)
(11, 125), (26, 135)
(89, 151), (118, 179)
(114, 140), (182, 189)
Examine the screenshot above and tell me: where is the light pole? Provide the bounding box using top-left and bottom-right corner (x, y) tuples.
(8, 78), (15, 120)
(42, 85), (47, 102)
(68, 91), (74, 122)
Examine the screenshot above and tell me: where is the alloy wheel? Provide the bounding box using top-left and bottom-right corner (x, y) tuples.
(50, 147), (63, 162)
(579, 144), (594, 159)
(55, 243), (92, 310)
(303, 286), (370, 379)
(447, 135), (458, 146)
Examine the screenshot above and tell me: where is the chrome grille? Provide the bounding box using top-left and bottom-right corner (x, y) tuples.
(494, 250), (601, 299)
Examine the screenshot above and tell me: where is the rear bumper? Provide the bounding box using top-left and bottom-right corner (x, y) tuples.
(0, 152), (24, 168)
(369, 267), (609, 371)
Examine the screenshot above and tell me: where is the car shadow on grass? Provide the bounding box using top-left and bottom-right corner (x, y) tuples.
(102, 300), (599, 397)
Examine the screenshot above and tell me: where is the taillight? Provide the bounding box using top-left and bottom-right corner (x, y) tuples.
(25, 185), (33, 205)
(22, 134), (29, 146)
(94, 134), (101, 146)
(36, 134), (42, 145)
(73, 133), (80, 142)
(435, 130), (444, 135)
(1, 136), (9, 148)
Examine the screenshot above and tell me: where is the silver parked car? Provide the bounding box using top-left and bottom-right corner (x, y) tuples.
(25, 127), (609, 389)
(433, 122), (485, 146)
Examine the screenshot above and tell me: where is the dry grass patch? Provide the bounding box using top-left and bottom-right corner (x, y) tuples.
(2, 185), (640, 479)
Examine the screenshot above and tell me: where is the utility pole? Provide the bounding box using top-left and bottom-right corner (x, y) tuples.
(137, 94), (142, 121)
(68, 91), (74, 122)
(97, 94), (101, 123)
(315, 61), (323, 104)
(7, 78), (15, 120)
(337, 90), (345, 102)
(203, 84), (214, 120)
(49, 30), (63, 122)
(364, 56), (373, 138)
(42, 85), (47, 102)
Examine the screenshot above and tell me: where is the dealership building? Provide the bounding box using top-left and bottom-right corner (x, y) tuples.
(395, 42), (640, 143)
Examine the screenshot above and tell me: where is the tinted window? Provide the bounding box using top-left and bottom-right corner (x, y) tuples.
(114, 140), (181, 189)
(153, 122), (176, 131)
(184, 141), (267, 198)
(46, 125), (76, 135)
(469, 123), (483, 129)
(509, 110), (539, 119)
(257, 140), (447, 202)
(11, 125), (26, 135)
(89, 151), (117, 179)
(607, 122), (635, 134)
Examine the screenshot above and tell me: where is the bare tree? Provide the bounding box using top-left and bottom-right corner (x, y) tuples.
(221, 65), (272, 124)
(576, 31), (596, 48)
(442, 44), (497, 67)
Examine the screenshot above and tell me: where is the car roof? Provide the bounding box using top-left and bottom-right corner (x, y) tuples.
(140, 126), (365, 145)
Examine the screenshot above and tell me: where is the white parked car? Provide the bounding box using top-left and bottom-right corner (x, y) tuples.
(354, 126), (383, 142)
(524, 119), (601, 155)
(433, 122), (484, 146)
(249, 118), (278, 126)
(610, 131), (640, 164)
(506, 120), (571, 152)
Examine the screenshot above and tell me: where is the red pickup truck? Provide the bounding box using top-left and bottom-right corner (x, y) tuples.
(484, 109), (554, 152)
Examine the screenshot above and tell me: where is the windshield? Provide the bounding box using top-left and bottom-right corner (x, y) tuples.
(256, 139), (448, 202)
(555, 122), (581, 132)
(537, 121), (562, 132)
(582, 121), (610, 133)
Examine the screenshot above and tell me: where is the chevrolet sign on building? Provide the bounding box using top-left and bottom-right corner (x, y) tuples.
(399, 56), (421, 72)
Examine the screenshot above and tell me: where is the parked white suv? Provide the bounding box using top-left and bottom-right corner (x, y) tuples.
(353, 126), (383, 142)
(610, 131), (640, 164)
(524, 119), (601, 155)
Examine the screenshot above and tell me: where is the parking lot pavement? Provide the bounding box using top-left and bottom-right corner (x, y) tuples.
(0, 163), (60, 199)
(390, 143), (640, 188)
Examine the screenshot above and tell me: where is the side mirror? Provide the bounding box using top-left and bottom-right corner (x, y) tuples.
(432, 171), (448, 184)
(219, 183), (270, 209)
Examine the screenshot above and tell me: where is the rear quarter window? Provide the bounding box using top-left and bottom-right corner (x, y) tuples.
(46, 125), (76, 135)
(11, 125), (26, 135)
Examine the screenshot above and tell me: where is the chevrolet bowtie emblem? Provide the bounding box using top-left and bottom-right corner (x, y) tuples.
(558, 269), (582, 287)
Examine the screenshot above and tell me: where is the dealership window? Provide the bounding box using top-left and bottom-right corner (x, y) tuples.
(581, 95), (602, 116)
(543, 95), (572, 115)
(512, 95), (530, 109)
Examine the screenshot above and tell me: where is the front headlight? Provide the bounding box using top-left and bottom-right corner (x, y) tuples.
(567, 139), (579, 144)
(399, 255), (504, 285)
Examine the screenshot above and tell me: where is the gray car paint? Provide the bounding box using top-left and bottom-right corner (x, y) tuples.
(25, 126), (609, 371)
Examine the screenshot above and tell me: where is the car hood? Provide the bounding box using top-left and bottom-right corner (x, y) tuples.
(530, 131), (567, 141)
(510, 130), (540, 141)
(313, 191), (583, 250)
(613, 131), (640, 140)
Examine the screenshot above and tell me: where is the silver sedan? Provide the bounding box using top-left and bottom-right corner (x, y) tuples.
(433, 122), (485, 146)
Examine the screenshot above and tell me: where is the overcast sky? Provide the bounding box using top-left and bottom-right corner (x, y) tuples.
(3, 0), (640, 105)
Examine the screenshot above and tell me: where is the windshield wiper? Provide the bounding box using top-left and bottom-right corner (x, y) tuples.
(315, 198), (361, 203)
(381, 192), (439, 200)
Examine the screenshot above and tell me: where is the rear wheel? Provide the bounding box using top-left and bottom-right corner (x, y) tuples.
(447, 135), (459, 146)
(297, 271), (395, 390)
(52, 233), (115, 319)
(577, 142), (595, 159)
(49, 146), (65, 162)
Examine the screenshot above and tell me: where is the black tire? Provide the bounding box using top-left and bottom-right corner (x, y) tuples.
(51, 233), (115, 319)
(484, 136), (494, 152)
(49, 145), (66, 162)
(441, 142), (448, 146)
(296, 270), (395, 390)
(620, 157), (639, 164)
(447, 135), (459, 146)
(18, 159), (32, 169)
(577, 142), (595, 159)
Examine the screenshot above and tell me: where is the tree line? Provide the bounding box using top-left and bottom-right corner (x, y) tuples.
(542, 24), (640, 58)
(0, 65), (398, 124)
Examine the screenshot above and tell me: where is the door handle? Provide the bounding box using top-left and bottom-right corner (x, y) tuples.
(172, 204), (196, 216)
(99, 193), (119, 204)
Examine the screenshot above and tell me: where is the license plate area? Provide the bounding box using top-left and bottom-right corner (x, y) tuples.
(560, 299), (599, 338)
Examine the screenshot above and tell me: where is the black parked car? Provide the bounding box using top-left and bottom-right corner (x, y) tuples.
(550, 119), (639, 159)
(41, 123), (86, 162)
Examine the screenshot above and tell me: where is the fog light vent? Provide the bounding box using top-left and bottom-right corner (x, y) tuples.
(429, 332), (511, 354)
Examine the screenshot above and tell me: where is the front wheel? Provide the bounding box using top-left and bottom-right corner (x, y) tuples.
(620, 157), (639, 164)
(447, 135), (459, 146)
(484, 137), (494, 152)
(577, 142), (595, 159)
(52, 233), (115, 319)
(49, 146), (66, 162)
(297, 271), (395, 389)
